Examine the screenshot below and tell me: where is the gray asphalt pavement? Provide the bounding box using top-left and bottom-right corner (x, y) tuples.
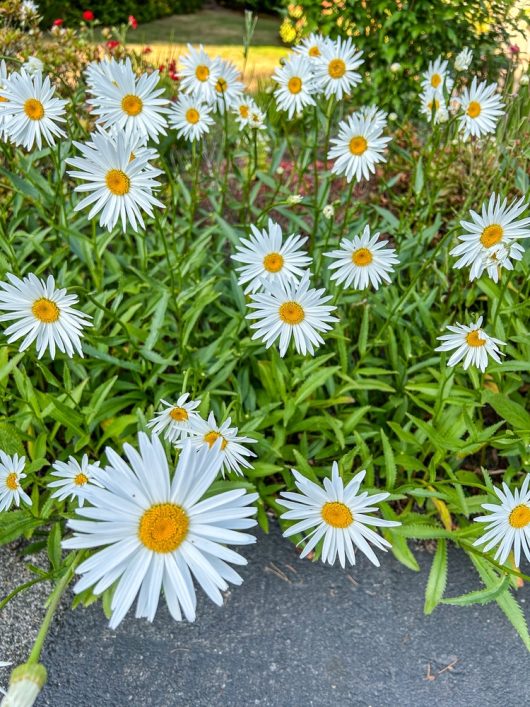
(1, 522), (529, 706)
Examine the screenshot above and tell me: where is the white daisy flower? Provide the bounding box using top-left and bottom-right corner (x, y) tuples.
(0, 69), (66, 150)
(450, 193), (530, 282)
(248, 106), (266, 130)
(325, 225), (399, 290)
(146, 394), (202, 443)
(454, 47), (473, 72)
(183, 413), (256, 477)
(231, 218), (311, 294)
(246, 271), (338, 358)
(62, 433), (258, 628)
(421, 56), (454, 95)
(19, 0), (39, 22)
(66, 130), (164, 233)
(355, 104), (388, 130)
(474, 475), (530, 567)
(0, 453), (31, 512)
(211, 58), (244, 113)
(0, 273), (92, 359)
(313, 36), (364, 100)
(232, 95), (258, 129)
(273, 54), (316, 119)
(169, 94), (214, 142)
(179, 44), (220, 104)
(435, 316), (505, 372)
(48, 455), (101, 507)
(278, 462), (400, 568)
(328, 113), (391, 183)
(87, 58), (169, 143)
(0, 60), (10, 139)
(293, 32), (332, 60)
(419, 89), (449, 124)
(457, 78), (504, 139)
(22, 56), (44, 76)
(85, 58), (117, 91)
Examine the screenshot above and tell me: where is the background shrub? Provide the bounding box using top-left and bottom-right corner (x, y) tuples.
(37, 0), (204, 25)
(280, 0), (529, 111)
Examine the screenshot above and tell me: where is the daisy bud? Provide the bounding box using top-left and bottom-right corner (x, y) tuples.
(390, 62), (401, 72)
(1, 663), (47, 707)
(322, 204), (335, 219)
(520, 74), (529, 86)
(287, 194), (303, 205)
(454, 47), (472, 72)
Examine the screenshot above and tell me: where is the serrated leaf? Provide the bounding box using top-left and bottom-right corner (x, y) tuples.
(424, 539), (447, 614)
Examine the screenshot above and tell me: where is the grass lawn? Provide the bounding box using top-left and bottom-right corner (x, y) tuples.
(126, 7), (287, 86)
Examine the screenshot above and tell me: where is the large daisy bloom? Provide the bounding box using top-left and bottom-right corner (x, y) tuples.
(450, 193), (530, 282)
(435, 316), (505, 372)
(67, 130), (163, 233)
(183, 413), (256, 477)
(179, 44), (220, 104)
(473, 475), (530, 567)
(273, 54), (316, 119)
(421, 56), (454, 95)
(293, 33), (332, 60)
(87, 59), (169, 143)
(457, 78), (504, 139)
(325, 225), (399, 290)
(232, 218), (311, 294)
(232, 95), (259, 129)
(0, 273), (92, 359)
(62, 433), (258, 629)
(278, 462), (400, 568)
(211, 58), (244, 112)
(0, 452), (31, 512)
(146, 394), (202, 443)
(0, 69), (66, 150)
(246, 272), (338, 357)
(48, 455), (101, 507)
(169, 94), (214, 142)
(313, 37), (364, 100)
(328, 113), (391, 183)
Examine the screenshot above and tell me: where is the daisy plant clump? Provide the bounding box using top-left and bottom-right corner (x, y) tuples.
(1, 23), (530, 699)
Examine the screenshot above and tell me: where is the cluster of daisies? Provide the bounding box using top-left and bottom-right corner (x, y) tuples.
(419, 50), (505, 138)
(232, 218), (398, 356)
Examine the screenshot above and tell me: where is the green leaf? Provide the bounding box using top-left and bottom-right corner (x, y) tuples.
(482, 391), (530, 431)
(0, 423), (25, 456)
(424, 539), (447, 614)
(414, 156), (424, 194)
(0, 510), (44, 545)
(380, 429), (396, 489)
(441, 575), (510, 606)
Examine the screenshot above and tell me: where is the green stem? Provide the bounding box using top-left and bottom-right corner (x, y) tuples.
(27, 554), (81, 665)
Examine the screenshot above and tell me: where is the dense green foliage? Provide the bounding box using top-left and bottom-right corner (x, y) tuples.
(281, 0), (529, 111)
(37, 0), (203, 25)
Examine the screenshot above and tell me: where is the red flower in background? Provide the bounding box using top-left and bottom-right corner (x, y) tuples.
(106, 40), (120, 50)
(52, 18), (64, 26)
(82, 10), (95, 21)
(143, 47), (152, 55)
(128, 15), (138, 29)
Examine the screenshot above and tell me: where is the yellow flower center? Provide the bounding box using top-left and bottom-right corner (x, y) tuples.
(467, 100), (481, 118)
(32, 298), (59, 323)
(0, 96), (8, 103)
(121, 94), (143, 116)
(139, 503), (189, 553)
(74, 472), (88, 486)
(5, 472), (19, 491)
(169, 406), (189, 422)
(239, 104), (249, 118)
(24, 98), (44, 120)
(216, 77), (228, 93)
(352, 247), (373, 266)
(321, 501), (353, 528)
(480, 224), (503, 248)
(509, 504), (530, 529)
(288, 76), (302, 94)
(203, 431), (228, 450)
(185, 108), (200, 124)
(430, 73), (442, 88)
(279, 301), (305, 325)
(328, 58), (346, 79)
(105, 169), (131, 196)
(308, 46), (320, 57)
(466, 330), (486, 347)
(263, 252), (284, 273)
(427, 99), (440, 111)
(349, 136), (368, 155)
(195, 65), (210, 82)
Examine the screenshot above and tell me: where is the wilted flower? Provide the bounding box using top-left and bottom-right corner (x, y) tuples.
(454, 47), (472, 71)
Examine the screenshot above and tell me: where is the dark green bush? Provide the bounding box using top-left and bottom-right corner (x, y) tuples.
(280, 0), (530, 112)
(218, 0), (280, 14)
(38, 0), (203, 26)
